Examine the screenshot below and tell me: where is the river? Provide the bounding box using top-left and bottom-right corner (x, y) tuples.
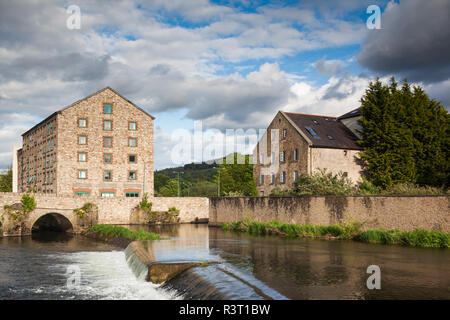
(0, 224), (449, 300)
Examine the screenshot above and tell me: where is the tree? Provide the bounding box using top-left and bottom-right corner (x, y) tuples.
(215, 153), (258, 196)
(358, 77), (449, 188)
(159, 179), (179, 197)
(0, 167), (12, 192)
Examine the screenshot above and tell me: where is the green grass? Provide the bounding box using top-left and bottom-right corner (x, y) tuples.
(90, 224), (162, 241)
(222, 220), (449, 248)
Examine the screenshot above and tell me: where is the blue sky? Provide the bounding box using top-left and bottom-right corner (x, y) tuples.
(0, 0), (448, 170)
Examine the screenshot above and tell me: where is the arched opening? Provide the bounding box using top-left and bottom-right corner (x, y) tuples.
(32, 213), (73, 233)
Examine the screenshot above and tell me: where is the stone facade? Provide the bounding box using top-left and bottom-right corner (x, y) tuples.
(253, 111), (363, 196)
(0, 192), (209, 236)
(209, 196), (450, 232)
(16, 87), (154, 198)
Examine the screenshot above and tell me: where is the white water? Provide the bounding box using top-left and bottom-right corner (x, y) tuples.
(43, 250), (178, 300)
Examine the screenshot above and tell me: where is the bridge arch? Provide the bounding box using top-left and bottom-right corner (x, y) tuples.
(29, 211), (76, 233)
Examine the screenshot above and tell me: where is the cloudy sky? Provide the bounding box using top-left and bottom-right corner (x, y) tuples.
(0, 0), (449, 170)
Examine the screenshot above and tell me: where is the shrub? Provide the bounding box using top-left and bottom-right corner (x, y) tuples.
(380, 183), (446, 195)
(73, 202), (98, 219)
(294, 169), (356, 196)
(139, 193), (152, 212)
(21, 193), (36, 213)
(357, 177), (380, 195)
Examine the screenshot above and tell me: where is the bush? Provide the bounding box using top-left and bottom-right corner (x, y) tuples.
(357, 177), (380, 195)
(73, 202), (97, 219)
(294, 169), (356, 196)
(380, 183), (446, 195)
(21, 193), (36, 213)
(139, 193), (152, 212)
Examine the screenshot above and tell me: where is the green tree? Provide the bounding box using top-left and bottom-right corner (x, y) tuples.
(154, 172), (170, 194)
(0, 167), (12, 192)
(358, 77), (449, 188)
(215, 153), (257, 196)
(159, 179), (180, 197)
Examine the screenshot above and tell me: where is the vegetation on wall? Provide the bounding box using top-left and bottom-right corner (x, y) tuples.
(73, 202), (98, 219)
(139, 193), (153, 212)
(2, 193), (36, 224)
(358, 77), (449, 189)
(270, 169), (448, 196)
(222, 220), (449, 248)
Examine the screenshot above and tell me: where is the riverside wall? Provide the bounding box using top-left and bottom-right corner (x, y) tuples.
(209, 196), (450, 232)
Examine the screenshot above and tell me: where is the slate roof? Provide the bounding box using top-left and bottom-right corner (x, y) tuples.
(338, 107), (361, 120)
(283, 112), (362, 150)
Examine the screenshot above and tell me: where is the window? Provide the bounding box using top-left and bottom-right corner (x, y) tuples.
(103, 137), (112, 148)
(104, 170), (112, 181)
(78, 135), (87, 145)
(280, 171), (286, 183)
(75, 192), (90, 196)
(78, 118), (87, 128)
(294, 170), (299, 182)
(78, 170), (87, 179)
(282, 129), (287, 139)
(260, 191), (264, 197)
(104, 103), (112, 114)
(260, 174), (264, 184)
(104, 153), (112, 164)
(128, 138), (137, 147)
(128, 154), (136, 163)
(313, 119), (319, 125)
(78, 152), (87, 162)
(126, 192), (139, 197)
(294, 149), (299, 161)
(327, 135), (334, 140)
(101, 192), (114, 198)
(305, 126), (320, 138)
(280, 151), (286, 162)
(104, 120), (112, 131)
(128, 171), (137, 180)
(129, 122), (137, 130)
(271, 174), (275, 184)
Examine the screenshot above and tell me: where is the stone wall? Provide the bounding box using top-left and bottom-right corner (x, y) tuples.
(0, 193), (209, 236)
(209, 196), (450, 232)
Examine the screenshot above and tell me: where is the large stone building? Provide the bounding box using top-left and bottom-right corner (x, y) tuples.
(13, 87), (154, 197)
(253, 110), (362, 196)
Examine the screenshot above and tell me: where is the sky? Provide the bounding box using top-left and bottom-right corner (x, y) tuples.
(0, 0), (449, 170)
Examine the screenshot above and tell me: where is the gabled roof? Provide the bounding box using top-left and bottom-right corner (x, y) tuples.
(22, 87), (154, 136)
(338, 107), (361, 120)
(283, 112), (362, 150)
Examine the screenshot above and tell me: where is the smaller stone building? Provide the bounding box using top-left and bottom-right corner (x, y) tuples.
(253, 110), (363, 196)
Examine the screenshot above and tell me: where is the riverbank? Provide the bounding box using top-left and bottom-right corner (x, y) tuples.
(83, 224), (163, 249)
(222, 220), (450, 248)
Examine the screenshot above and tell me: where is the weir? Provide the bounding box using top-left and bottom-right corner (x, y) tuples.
(123, 239), (288, 300)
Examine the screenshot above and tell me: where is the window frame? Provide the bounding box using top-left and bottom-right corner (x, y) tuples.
(103, 136), (113, 148)
(103, 103), (112, 114)
(78, 152), (87, 162)
(125, 192), (139, 197)
(101, 191), (115, 198)
(103, 153), (113, 164)
(103, 170), (113, 182)
(103, 119), (113, 131)
(78, 118), (88, 128)
(78, 169), (87, 179)
(128, 121), (137, 131)
(78, 135), (87, 145)
(128, 170), (137, 181)
(128, 154), (137, 163)
(128, 137), (137, 147)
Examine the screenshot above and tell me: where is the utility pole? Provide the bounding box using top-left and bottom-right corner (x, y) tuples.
(173, 171), (184, 197)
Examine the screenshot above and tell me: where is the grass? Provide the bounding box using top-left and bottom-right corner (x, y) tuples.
(90, 224), (162, 241)
(222, 220), (449, 248)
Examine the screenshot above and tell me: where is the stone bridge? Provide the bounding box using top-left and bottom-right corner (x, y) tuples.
(0, 193), (209, 237)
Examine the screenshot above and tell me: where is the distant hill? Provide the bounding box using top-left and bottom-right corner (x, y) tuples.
(154, 162), (220, 197)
